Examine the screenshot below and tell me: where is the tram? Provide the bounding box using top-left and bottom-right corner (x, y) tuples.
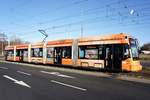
(5, 33), (142, 72)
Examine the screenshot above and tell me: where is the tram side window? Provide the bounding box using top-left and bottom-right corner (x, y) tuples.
(79, 46), (99, 59)
(31, 48), (43, 57)
(85, 49), (98, 59)
(79, 46), (85, 59)
(123, 44), (130, 59)
(62, 46), (72, 59)
(7, 50), (14, 56)
(99, 46), (104, 59)
(16, 50), (20, 56)
(47, 48), (54, 58)
(23, 50), (28, 57)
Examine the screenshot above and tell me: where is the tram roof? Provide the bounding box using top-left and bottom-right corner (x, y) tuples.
(78, 33), (131, 42)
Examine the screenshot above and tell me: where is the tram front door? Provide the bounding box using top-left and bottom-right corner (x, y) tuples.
(105, 44), (122, 71)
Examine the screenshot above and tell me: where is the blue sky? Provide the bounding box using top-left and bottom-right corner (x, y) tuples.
(0, 0), (150, 45)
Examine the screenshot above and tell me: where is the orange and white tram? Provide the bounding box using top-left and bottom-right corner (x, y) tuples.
(5, 33), (142, 72)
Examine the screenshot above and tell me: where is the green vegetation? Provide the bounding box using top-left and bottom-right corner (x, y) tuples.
(140, 54), (150, 60)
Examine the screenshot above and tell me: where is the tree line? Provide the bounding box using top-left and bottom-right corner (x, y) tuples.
(141, 43), (150, 51)
(0, 33), (29, 56)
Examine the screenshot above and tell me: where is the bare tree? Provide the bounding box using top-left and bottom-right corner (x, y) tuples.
(0, 34), (30, 56)
(9, 36), (30, 45)
(0, 33), (8, 56)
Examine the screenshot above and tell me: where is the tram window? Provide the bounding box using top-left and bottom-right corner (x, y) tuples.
(123, 44), (130, 59)
(31, 48), (43, 57)
(79, 46), (85, 59)
(62, 46), (71, 58)
(16, 50), (20, 56)
(99, 46), (104, 59)
(79, 46), (99, 59)
(47, 48), (54, 58)
(39, 48), (43, 57)
(85, 49), (98, 59)
(130, 39), (139, 60)
(23, 51), (28, 57)
(8, 50), (14, 56)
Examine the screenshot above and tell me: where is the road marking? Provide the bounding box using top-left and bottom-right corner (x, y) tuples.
(0, 67), (8, 69)
(40, 70), (75, 79)
(17, 71), (31, 76)
(3, 75), (31, 88)
(51, 80), (87, 91)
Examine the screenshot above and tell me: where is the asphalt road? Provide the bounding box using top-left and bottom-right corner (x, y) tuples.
(0, 62), (150, 100)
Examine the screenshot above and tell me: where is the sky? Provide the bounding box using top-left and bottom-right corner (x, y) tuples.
(0, 0), (150, 45)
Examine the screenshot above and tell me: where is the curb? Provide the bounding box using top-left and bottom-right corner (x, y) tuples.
(116, 75), (150, 84)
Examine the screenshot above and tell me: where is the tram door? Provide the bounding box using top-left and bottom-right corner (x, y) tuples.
(20, 50), (24, 61)
(105, 45), (113, 69)
(54, 47), (62, 64)
(23, 50), (28, 62)
(17, 49), (28, 62)
(18, 50), (24, 62)
(113, 44), (122, 70)
(105, 44), (122, 70)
